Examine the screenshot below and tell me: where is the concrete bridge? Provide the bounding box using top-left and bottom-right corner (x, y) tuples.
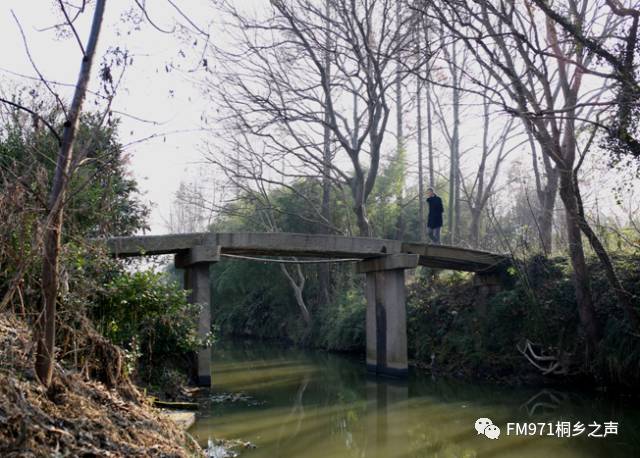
(105, 232), (508, 386)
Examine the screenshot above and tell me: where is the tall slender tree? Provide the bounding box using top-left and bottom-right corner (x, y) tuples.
(318, 0), (333, 304)
(36, 0), (107, 386)
(416, 25), (426, 240)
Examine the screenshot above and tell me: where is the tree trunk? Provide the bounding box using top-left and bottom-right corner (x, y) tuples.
(321, 0), (332, 229)
(280, 263), (311, 327)
(354, 202), (371, 237)
(392, 1), (405, 241)
(36, 0), (106, 387)
(527, 124), (558, 254)
(558, 169), (601, 350)
(318, 0), (332, 306)
(448, 77), (460, 245)
(452, 81), (461, 243)
(395, 2), (403, 156)
(417, 75), (425, 241)
(574, 178), (640, 329)
(454, 151), (461, 243)
(469, 208), (481, 248)
(426, 76), (435, 188)
(538, 174), (558, 255)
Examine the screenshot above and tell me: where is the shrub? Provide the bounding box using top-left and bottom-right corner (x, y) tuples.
(92, 269), (212, 383)
(407, 255), (640, 387)
(320, 286), (366, 352)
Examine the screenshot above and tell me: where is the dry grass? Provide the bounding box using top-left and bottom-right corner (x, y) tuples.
(0, 313), (204, 457)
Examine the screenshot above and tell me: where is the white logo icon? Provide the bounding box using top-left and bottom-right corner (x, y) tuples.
(475, 418), (501, 439)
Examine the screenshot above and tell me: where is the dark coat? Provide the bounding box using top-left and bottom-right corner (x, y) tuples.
(427, 195), (444, 228)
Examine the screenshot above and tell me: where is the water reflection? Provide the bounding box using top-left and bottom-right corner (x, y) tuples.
(365, 380), (409, 457)
(189, 340), (640, 457)
(519, 389), (569, 417)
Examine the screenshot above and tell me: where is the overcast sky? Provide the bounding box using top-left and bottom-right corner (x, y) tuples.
(1, 0), (219, 233)
(1, 1), (636, 236)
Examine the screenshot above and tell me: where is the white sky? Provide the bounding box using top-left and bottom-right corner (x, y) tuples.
(1, 1), (637, 236)
(1, 0), (216, 233)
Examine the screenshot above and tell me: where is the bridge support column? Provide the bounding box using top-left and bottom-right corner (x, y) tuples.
(357, 254), (419, 377)
(175, 245), (220, 387)
(473, 273), (502, 317)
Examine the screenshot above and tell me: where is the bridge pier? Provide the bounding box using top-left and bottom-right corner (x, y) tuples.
(473, 272), (503, 317)
(357, 254), (419, 378)
(175, 245), (220, 387)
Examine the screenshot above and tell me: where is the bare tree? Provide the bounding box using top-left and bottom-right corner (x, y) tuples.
(531, 0), (640, 329)
(415, 23), (427, 240)
(460, 72), (523, 248)
(209, 0), (423, 236)
(421, 0), (633, 346)
(165, 180), (215, 233)
(319, 0), (333, 305)
(209, 160), (315, 330)
(428, 32), (469, 244)
(425, 59), (436, 190)
(173, 160), (316, 329)
(36, 0), (107, 386)
(394, 0), (407, 240)
(446, 39), (464, 244)
(526, 122), (559, 254)
(425, 45), (523, 248)
(531, 0), (640, 163)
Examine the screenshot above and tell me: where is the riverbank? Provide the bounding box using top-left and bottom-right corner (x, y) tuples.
(0, 313), (203, 457)
(214, 253), (640, 393)
(407, 254), (640, 391)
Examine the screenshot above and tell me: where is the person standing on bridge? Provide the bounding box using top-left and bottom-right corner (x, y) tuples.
(426, 188), (444, 244)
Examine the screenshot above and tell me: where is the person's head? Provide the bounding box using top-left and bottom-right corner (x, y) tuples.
(427, 187), (435, 197)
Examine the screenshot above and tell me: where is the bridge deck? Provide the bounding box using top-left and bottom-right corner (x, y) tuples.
(105, 232), (507, 273)
(401, 243), (507, 272)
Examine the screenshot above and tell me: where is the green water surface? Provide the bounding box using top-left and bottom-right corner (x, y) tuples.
(189, 341), (640, 458)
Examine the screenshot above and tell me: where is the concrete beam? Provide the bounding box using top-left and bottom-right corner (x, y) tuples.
(356, 254), (419, 274)
(105, 232), (401, 259)
(107, 233), (214, 257)
(402, 242), (508, 272)
(174, 245), (220, 268)
(215, 233), (402, 258)
(104, 233), (508, 273)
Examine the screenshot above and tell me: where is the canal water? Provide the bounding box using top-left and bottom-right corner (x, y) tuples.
(189, 341), (640, 457)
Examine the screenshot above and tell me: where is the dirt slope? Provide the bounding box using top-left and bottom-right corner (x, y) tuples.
(0, 313), (203, 457)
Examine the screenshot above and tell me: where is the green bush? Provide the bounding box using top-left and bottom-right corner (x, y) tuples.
(213, 259), (302, 341)
(92, 270), (212, 382)
(320, 286), (366, 352)
(407, 255), (640, 387)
